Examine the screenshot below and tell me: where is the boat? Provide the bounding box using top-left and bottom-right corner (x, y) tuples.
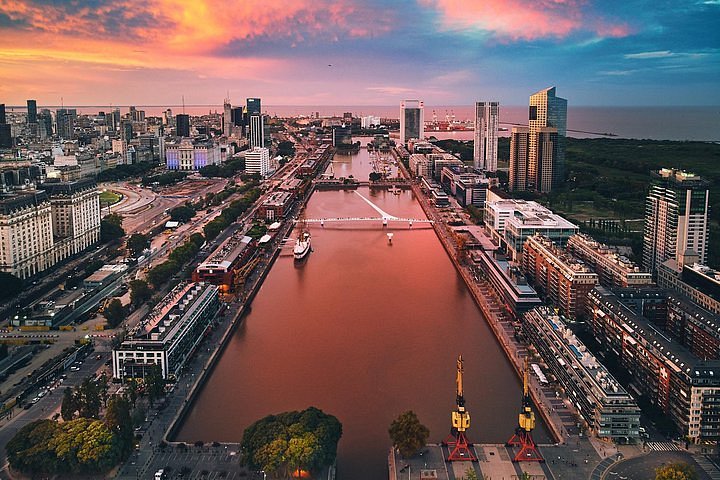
(388, 186), (401, 195)
(293, 231), (311, 261)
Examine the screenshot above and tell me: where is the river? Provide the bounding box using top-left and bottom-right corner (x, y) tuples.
(176, 143), (548, 478)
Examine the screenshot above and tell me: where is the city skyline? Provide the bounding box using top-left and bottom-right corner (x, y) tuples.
(0, 1), (718, 106)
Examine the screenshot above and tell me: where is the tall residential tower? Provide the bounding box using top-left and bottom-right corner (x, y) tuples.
(400, 100), (424, 145)
(525, 87), (567, 193)
(473, 101), (499, 172)
(643, 168), (709, 276)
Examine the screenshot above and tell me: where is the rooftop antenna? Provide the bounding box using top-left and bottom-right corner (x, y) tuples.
(182, 95), (185, 114)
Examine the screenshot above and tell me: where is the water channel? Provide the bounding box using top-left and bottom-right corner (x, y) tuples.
(177, 141), (549, 478)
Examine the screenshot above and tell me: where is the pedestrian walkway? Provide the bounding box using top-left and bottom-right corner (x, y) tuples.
(694, 455), (720, 480)
(646, 442), (683, 452)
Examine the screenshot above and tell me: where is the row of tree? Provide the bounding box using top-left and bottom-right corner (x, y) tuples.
(203, 186), (261, 241)
(146, 232), (206, 288)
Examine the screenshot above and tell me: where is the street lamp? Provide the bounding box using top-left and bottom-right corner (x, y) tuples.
(260, 470), (267, 480)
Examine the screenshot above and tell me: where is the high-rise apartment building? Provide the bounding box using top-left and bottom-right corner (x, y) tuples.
(176, 114), (190, 138)
(249, 113), (264, 148)
(473, 101), (499, 172)
(26, 100), (37, 124)
(244, 147), (270, 177)
(509, 127), (529, 191)
(643, 168), (709, 276)
(567, 233), (652, 289)
(527, 87), (566, 192)
(400, 100), (424, 145)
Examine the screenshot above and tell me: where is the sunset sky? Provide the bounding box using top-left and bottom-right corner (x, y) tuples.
(0, 0), (718, 106)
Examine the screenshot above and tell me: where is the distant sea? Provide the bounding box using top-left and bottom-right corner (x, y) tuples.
(5, 104), (719, 141)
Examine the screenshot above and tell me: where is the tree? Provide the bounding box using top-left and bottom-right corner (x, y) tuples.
(105, 396), (133, 458)
(656, 462), (698, 480)
(145, 363), (165, 406)
(61, 386), (78, 421)
(0, 272), (23, 300)
(104, 298), (126, 328)
(129, 279), (152, 306)
(170, 205), (195, 223)
(127, 233), (149, 257)
(100, 213), (125, 243)
(77, 377), (102, 418)
(388, 410), (429, 458)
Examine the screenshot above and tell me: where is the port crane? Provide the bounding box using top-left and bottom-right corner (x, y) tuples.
(445, 355), (477, 461)
(506, 358), (544, 462)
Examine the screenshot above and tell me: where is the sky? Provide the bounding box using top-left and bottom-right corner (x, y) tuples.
(0, 0), (718, 106)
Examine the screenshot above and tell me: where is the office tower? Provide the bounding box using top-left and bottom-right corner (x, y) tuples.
(473, 101), (499, 172)
(231, 107), (244, 127)
(109, 108), (121, 131)
(38, 110), (52, 139)
(333, 126), (353, 149)
(528, 87), (566, 192)
(56, 108), (77, 139)
(343, 112), (353, 124)
(536, 127), (559, 193)
(121, 121), (133, 142)
(163, 108), (173, 126)
(246, 97), (261, 115)
(508, 127), (529, 191)
(0, 125), (11, 148)
(249, 114), (265, 148)
(176, 114), (190, 137)
(26, 100), (37, 124)
(0, 104), (5, 124)
(128, 106), (145, 122)
(223, 99), (232, 137)
(400, 100), (424, 145)
(244, 147), (270, 177)
(643, 168), (710, 275)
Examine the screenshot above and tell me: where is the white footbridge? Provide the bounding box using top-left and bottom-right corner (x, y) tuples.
(300, 191), (433, 228)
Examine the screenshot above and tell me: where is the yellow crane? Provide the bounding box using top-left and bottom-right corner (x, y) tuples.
(446, 355), (477, 461)
(506, 358), (544, 462)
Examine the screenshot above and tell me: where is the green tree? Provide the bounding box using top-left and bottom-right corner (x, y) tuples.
(464, 468), (479, 480)
(145, 363), (165, 406)
(0, 272), (23, 300)
(61, 386), (78, 421)
(100, 214), (125, 243)
(656, 462), (698, 480)
(170, 205), (196, 223)
(389, 410), (430, 458)
(104, 298), (126, 328)
(77, 377), (102, 418)
(127, 233), (149, 257)
(105, 396), (133, 457)
(129, 279), (152, 306)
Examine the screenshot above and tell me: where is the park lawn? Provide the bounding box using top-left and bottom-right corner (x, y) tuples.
(99, 190), (122, 205)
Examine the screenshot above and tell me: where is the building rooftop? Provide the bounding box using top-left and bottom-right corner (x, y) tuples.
(590, 286), (720, 379)
(199, 232), (252, 271)
(527, 234), (595, 275)
(652, 168), (709, 188)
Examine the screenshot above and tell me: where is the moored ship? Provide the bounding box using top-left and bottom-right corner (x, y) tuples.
(293, 231), (311, 261)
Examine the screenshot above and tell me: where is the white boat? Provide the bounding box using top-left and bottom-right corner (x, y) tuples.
(293, 231), (311, 261)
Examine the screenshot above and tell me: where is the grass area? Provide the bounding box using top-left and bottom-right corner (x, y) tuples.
(99, 190), (122, 205)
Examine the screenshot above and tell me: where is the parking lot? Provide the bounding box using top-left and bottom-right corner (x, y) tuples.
(126, 444), (258, 480)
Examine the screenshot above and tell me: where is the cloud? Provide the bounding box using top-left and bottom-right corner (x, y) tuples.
(419, 0), (631, 41)
(624, 50), (674, 59)
(366, 86), (418, 96)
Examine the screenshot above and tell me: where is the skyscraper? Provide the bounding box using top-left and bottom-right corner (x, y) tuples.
(473, 101), (499, 172)
(528, 87), (566, 192)
(508, 127), (529, 191)
(176, 114), (190, 138)
(400, 100), (424, 145)
(26, 100), (37, 124)
(55, 108), (77, 140)
(0, 124), (11, 148)
(246, 98), (261, 115)
(223, 99), (232, 137)
(643, 168), (710, 276)
(249, 114), (265, 148)
(0, 104), (6, 124)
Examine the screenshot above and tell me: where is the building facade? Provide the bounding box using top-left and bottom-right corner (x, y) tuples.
(527, 87), (566, 192)
(400, 100), (424, 145)
(658, 261), (720, 315)
(643, 169), (709, 275)
(523, 307), (640, 442)
(522, 234), (598, 318)
(588, 286), (720, 442)
(509, 127), (529, 191)
(567, 233), (652, 289)
(473, 101), (499, 172)
(244, 147), (270, 177)
(112, 283), (220, 380)
(165, 139), (221, 170)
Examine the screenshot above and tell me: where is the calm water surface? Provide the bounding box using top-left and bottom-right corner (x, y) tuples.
(177, 146), (548, 478)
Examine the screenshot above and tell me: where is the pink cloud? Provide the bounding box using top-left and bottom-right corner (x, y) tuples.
(421, 0), (631, 41)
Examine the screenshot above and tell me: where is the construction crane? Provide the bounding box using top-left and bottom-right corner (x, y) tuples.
(445, 355), (477, 461)
(506, 358), (544, 462)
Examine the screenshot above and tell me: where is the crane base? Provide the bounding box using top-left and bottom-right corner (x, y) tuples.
(447, 431), (477, 462)
(507, 429), (544, 462)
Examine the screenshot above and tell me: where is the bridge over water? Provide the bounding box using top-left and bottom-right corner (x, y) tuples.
(300, 191), (434, 228)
